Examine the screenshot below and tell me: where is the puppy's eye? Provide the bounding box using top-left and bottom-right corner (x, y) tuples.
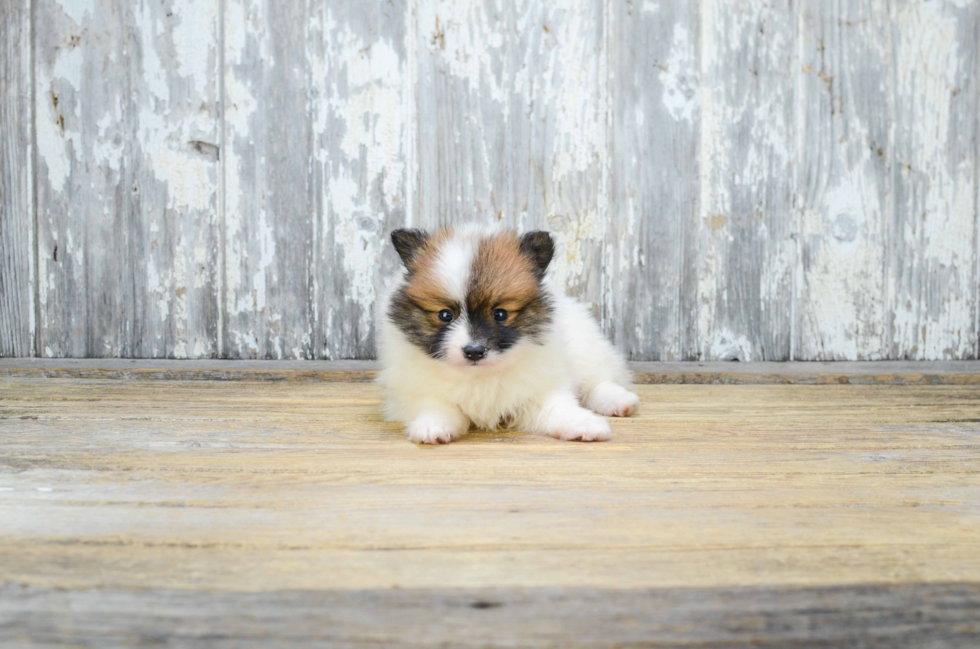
(438, 309), (454, 323)
(492, 308), (508, 323)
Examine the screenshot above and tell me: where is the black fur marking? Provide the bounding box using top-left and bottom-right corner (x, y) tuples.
(465, 287), (553, 352)
(391, 229), (429, 269)
(519, 231), (554, 280)
(388, 287), (458, 359)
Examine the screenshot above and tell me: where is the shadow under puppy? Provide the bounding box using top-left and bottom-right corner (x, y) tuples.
(378, 225), (639, 444)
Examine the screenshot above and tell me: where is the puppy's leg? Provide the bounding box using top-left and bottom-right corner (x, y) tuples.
(560, 301), (639, 417)
(532, 390), (611, 442)
(557, 298), (639, 417)
(405, 404), (469, 445)
(584, 381), (639, 417)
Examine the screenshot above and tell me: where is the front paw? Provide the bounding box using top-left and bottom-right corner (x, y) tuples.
(550, 410), (611, 442)
(406, 413), (463, 445)
(586, 381), (640, 417)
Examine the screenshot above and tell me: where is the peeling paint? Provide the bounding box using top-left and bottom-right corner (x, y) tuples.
(889, 1), (976, 360)
(659, 22), (697, 123)
(308, 3), (410, 359)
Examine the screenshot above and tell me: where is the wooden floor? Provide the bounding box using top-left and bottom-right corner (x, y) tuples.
(2, 366), (980, 647)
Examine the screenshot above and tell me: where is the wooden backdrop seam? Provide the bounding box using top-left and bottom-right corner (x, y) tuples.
(790, 0), (804, 362)
(407, 0), (418, 231)
(600, 0), (611, 335)
(217, 0), (227, 359)
(975, 11), (980, 361)
(30, 0), (39, 358)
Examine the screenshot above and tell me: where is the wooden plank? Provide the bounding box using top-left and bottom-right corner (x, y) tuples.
(698, 0), (796, 361)
(308, 0), (410, 359)
(0, 0), (33, 358)
(890, 1), (979, 359)
(797, 0), (893, 360)
(629, 360), (980, 385)
(33, 0), (221, 359)
(222, 0), (314, 359)
(1, 379), (980, 591)
(0, 358), (379, 382)
(605, 0), (698, 360)
(3, 582), (978, 648)
(2, 358), (980, 385)
(415, 0), (607, 307)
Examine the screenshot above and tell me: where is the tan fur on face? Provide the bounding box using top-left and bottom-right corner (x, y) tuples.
(403, 228), (457, 313)
(400, 228), (542, 323)
(468, 231), (540, 319)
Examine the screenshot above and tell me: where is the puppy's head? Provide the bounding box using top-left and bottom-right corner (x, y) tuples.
(387, 226), (554, 368)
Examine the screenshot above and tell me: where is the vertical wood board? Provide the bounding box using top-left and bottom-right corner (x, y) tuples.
(222, 0), (314, 359)
(888, 0), (978, 359)
(34, 0), (221, 358)
(0, 0), (34, 357)
(797, 0), (893, 360)
(606, 0), (699, 360)
(698, 0), (796, 362)
(309, 0), (410, 359)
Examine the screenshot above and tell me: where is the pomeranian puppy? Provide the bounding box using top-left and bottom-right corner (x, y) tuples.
(378, 224), (639, 444)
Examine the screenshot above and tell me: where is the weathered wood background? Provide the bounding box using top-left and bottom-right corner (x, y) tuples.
(1, 0), (978, 360)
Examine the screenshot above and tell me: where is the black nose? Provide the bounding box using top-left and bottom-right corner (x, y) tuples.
(463, 344), (488, 361)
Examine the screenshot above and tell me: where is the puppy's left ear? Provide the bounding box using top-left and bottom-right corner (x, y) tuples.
(520, 231), (554, 280)
(391, 228), (429, 270)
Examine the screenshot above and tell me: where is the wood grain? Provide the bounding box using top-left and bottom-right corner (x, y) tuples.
(2, 378), (980, 591)
(309, 0), (410, 360)
(798, 0), (890, 360)
(605, 0), (699, 360)
(698, 0), (796, 362)
(4, 583), (979, 648)
(889, 0), (979, 360)
(1, 376), (979, 644)
(797, 0), (979, 361)
(0, 0), (33, 357)
(2, 358), (980, 385)
(221, 0), (410, 360)
(222, 0), (314, 359)
(34, 0), (221, 359)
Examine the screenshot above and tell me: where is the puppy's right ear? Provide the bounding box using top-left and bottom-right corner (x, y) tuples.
(520, 230), (554, 280)
(390, 228), (429, 270)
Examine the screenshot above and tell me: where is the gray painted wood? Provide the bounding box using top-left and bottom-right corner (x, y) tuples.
(3, 582), (979, 648)
(222, 0), (315, 359)
(5, 0), (980, 360)
(223, 0), (409, 360)
(415, 0), (608, 308)
(0, 0), (33, 357)
(698, 0), (797, 362)
(797, 0), (892, 360)
(33, 0), (221, 358)
(798, 0), (979, 361)
(309, 0), (409, 359)
(889, 0), (978, 360)
(605, 0), (699, 361)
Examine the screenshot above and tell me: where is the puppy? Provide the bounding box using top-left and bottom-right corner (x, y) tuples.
(378, 224), (639, 444)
